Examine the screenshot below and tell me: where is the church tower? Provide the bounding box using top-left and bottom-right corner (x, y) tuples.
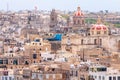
(72, 7), (85, 31)
(50, 9), (58, 31)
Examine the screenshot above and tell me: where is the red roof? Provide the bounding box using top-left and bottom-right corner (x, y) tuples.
(74, 11), (83, 17)
(91, 24), (107, 31)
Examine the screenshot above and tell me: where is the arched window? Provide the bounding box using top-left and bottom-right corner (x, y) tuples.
(99, 39), (102, 45)
(82, 20), (84, 24)
(94, 39), (97, 45)
(81, 39), (84, 45)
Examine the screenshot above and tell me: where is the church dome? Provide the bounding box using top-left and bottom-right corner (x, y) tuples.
(91, 24), (107, 31)
(74, 7), (83, 17)
(90, 17), (109, 36)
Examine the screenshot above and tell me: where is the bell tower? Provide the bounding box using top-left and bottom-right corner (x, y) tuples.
(50, 9), (58, 31)
(73, 7), (85, 31)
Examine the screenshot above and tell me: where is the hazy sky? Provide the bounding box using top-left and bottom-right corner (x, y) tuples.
(0, 0), (120, 12)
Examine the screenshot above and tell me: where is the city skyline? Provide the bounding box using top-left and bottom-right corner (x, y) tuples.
(0, 0), (120, 12)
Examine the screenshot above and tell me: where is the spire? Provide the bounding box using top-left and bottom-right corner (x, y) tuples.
(77, 6), (81, 11)
(97, 16), (102, 24)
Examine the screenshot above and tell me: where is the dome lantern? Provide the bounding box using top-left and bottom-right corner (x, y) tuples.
(74, 6), (83, 17)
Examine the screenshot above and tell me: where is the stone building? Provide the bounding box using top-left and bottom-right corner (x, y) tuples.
(0, 52), (29, 69)
(0, 37), (51, 69)
(24, 37), (51, 64)
(50, 9), (58, 31)
(22, 62), (70, 80)
(21, 27), (38, 38)
(72, 7), (85, 31)
(62, 18), (120, 55)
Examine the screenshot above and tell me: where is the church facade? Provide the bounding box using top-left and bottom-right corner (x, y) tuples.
(62, 7), (120, 54)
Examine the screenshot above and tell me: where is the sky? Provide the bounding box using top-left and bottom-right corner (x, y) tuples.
(0, 0), (120, 12)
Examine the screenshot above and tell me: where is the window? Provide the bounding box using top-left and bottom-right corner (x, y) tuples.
(90, 68), (94, 72)
(39, 43), (41, 45)
(5, 77), (7, 80)
(0, 59), (3, 64)
(34, 61), (36, 63)
(75, 71), (78, 76)
(81, 39), (84, 45)
(71, 70), (73, 76)
(9, 77), (12, 80)
(32, 73), (36, 79)
(82, 20), (84, 24)
(11, 61), (12, 64)
(104, 31), (107, 34)
(11, 67), (13, 69)
(99, 39), (102, 45)
(25, 61), (29, 65)
(94, 39), (97, 45)
(47, 58), (52, 60)
(10, 51), (13, 53)
(4, 59), (8, 64)
(2, 76), (4, 80)
(38, 74), (43, 80)
(97, 31), (100, 34)
(39, 48), (41, 51)
(97, 68), (107, 72)
(33, 54), (37, 59)
(35, 39), (40, 42)
(13, 59), (18, 65)
(99, 76), (101, 80)
(109, 76), (112, 80)
(102, 76), (105, 80)
(118, 76), (120, 80)
(95, 76), (97, 79)
(113, 77), (116, 80)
